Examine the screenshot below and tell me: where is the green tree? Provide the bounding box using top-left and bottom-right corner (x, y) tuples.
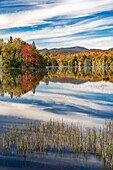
(9, 36), (13, 43)
(51, 58), (58, 66)
(69, 58), (75, 66)
(32, 41), (36, 51)
(0, 39), (3, 55)
(2, 38), (25, 67)
(44, 49), (50, 56)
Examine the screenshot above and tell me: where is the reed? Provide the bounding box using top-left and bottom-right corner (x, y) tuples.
(0, 120), (113, 168)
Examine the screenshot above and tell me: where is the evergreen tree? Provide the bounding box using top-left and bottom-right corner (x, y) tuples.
(32, 41), (36, 50)
(44, 49), (50, 56)
(9, 36), (13, 43)
(0, 39), (3, 55)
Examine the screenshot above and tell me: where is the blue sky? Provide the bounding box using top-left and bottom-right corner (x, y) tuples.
(0, 0), (113, 49)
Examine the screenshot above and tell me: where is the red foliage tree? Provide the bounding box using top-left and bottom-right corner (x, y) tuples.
(21, 71), (41, 93)
(21, 43), (40, 67)
(21, 43), (34, 67)
(34, 49), (41, 66)
(21, 71), (34, 92)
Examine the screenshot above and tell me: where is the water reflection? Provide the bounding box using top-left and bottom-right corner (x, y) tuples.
(0, 120), (113, 169)
(0, 69), (47, 98)
(0, 67), (113, 98)
(0, 67), (113, 169)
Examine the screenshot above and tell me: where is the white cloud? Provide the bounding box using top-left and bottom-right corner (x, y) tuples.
(0, 0), (113, 29)
(60, 37), (113, 50)
(1, 16), (113, 39)
(0, 0), (113, 49)
(1, 15), (113, 49)
(37, 36), (113, 50)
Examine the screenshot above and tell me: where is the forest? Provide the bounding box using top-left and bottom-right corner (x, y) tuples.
(0, 37), (113, 68)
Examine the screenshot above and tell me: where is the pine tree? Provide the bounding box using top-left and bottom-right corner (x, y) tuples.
(32, 41), (36, 50)
(9, 36), (13, 43)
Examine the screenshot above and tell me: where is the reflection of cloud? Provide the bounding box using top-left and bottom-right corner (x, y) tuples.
(0, 0), (113, 49)
(0, 81), (113, 128)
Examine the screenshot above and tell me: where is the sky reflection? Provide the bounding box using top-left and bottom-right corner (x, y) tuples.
(0, 80), (113, 127)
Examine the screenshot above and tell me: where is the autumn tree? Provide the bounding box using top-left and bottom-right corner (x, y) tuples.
(2, 42), (16, 67)
(2, 38), (25, 67)
(21, 43), (34, 67)
(21, 43), (42, 67)
(43, 49), (52, 66)
(0, 39), (3, 55)
(44, 49), (50, 56)
(51, 58), (58, 66)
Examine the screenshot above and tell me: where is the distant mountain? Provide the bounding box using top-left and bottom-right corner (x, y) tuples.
(39, 46), (113, 55)
(39, 48), (48, 53)
(109, 48), (113, 51)
(50, 77), (86, 84)
(39, 46), (88, 55)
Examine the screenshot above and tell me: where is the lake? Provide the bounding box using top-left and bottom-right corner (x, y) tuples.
(0, 67), (113, 169)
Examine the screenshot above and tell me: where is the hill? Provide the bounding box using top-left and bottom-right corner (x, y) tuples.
(39, 46), (113, 55)
(109, 48), (113, 51)
(39, 46), (88, 55)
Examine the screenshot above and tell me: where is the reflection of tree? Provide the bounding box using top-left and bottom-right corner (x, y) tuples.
(44, 77), (50, 85)
(1, 70), (24, 97)
(22, 72), (34, 93)
(21, 71), (41, 93)
(0, 69), (46, 98)
(0, 67), (113, 98)
(48, 67), (113, 82)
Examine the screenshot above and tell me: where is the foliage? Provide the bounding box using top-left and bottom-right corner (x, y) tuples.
(51, 58), (58, 66)
(21, 43), (42, 67)
(0, 39), (3, 55)
(1, 37), (44, 68)
(1, 37), (113, 68)
(2, 38), (25, 67)
(44, 49), (50, 56)
(43, 50), (113, 67)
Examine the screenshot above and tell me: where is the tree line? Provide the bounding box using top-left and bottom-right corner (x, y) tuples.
(0, 37), (44, 68)
(0, 37), (113, 68)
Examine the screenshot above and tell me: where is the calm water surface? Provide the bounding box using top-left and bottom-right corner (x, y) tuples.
(0, 67), (113, 169)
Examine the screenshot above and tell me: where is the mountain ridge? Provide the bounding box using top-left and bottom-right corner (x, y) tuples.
(109, 48), (113, 51)
(39, 46), (88, 55)
(39, 46), (113, 55)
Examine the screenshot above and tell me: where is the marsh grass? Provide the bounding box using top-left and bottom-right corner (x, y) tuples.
(0, 120), (113, 168)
